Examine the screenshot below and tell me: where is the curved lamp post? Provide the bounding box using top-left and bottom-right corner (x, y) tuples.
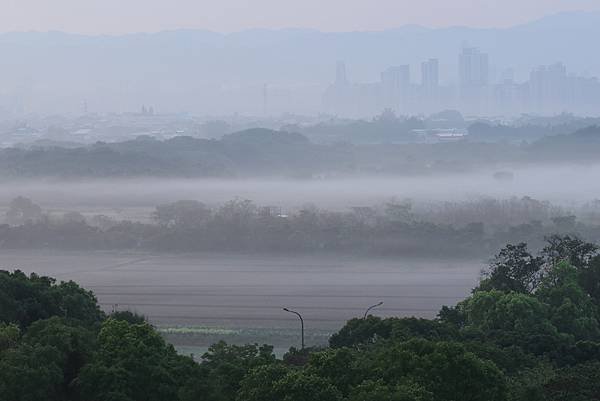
(283, 307), (304, 349)
(363, 301), (384, 319)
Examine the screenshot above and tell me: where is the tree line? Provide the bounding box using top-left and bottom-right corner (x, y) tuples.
(2, 125), (600, 178)
(2, 197), (600, 257)
(2, 235), (600, 400)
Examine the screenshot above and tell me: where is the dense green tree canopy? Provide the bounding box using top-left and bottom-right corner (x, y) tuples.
(0, 270), (103, 329)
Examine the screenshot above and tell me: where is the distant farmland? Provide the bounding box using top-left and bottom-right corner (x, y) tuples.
(0, 250), (482, 348)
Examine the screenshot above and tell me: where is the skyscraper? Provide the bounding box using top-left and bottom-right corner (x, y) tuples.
(335, 61), (348, 86)
(421, 59), (439, 89)
(419, 59), (440, 112)
(459, 46), (489, 88)
(323, 61), (354, 116)
(459, 46), (489, 112)
(529, 63), (567, 113)
(380, 65), (410, 110)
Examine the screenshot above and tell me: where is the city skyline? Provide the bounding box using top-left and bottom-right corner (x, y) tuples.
(1, 10), (599, 117)
(323, 47), (600, 117)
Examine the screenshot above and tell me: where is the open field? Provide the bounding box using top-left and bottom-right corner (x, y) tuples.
(0, 250), (483, 349)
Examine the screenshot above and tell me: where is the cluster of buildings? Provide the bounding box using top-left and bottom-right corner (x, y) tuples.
(323, 46), (600, 117)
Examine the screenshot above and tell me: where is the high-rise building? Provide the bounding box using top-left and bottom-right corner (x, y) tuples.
(421, 59), (439, 89)
(529, 63), (567, 113)
(381, 65), (410, 91)
(459, 46), (489, 88)
(323, 61), (355, 116)
(380, 65), (410, 110)
(335, 61), (348, 86)
(459, 46), (489, 113)
(459, 47), (489, 88)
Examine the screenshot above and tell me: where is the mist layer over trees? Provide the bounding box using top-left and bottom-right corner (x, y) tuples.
(1, 196), (600, 258)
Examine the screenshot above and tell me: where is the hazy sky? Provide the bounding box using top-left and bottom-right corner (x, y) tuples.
(2, 0), (600, 34)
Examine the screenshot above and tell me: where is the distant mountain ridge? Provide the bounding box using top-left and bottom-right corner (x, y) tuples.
(0, 11), (598, 115)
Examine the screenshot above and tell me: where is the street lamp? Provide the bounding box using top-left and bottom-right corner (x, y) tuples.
(283, 307), (304, 349)
(363, 301), (384, 319)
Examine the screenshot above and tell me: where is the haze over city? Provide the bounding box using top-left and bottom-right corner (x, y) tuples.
(1, 5), (600, 116)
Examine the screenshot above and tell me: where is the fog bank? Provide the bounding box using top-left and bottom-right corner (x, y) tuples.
(0, 164), (598, 213)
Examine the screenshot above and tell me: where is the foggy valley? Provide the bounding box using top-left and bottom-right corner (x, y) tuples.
(2, 3), (600, 401)
(1, 164), (600, 211)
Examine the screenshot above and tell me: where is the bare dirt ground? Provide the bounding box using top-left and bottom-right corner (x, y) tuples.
(0, 250), (484, 349)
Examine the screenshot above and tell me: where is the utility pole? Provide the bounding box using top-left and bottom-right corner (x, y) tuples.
(283, 307), (304, 349)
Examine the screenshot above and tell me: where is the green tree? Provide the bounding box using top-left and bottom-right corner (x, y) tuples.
(370, 339), (507, 401)
(0, 344), (63, 401)
(578, 255), (600, 306)
(0, 323), (20, 351)
(541, 235), (598, 268)
(272, 371), (342, 401)
(202, 341), (276, 401)
(23, 317), (96, 400)
(506, 363), (554, 401)
(536, 262), (600, 340)
(306, 347), (359, 396)
(544, 362), (600, 401)
(462, 290), (555, 335)
(0, 270), (103, 329)
(347, 379), (433, 401)
(235, 364), (289, 401)
(51, 280), (104, 327)
(109, 310), (147, 325)
(329, 316), (395, 348)
(78, 319), (198, 401)
(459, 290), (562, 353)
(477, 243), (544, 293)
